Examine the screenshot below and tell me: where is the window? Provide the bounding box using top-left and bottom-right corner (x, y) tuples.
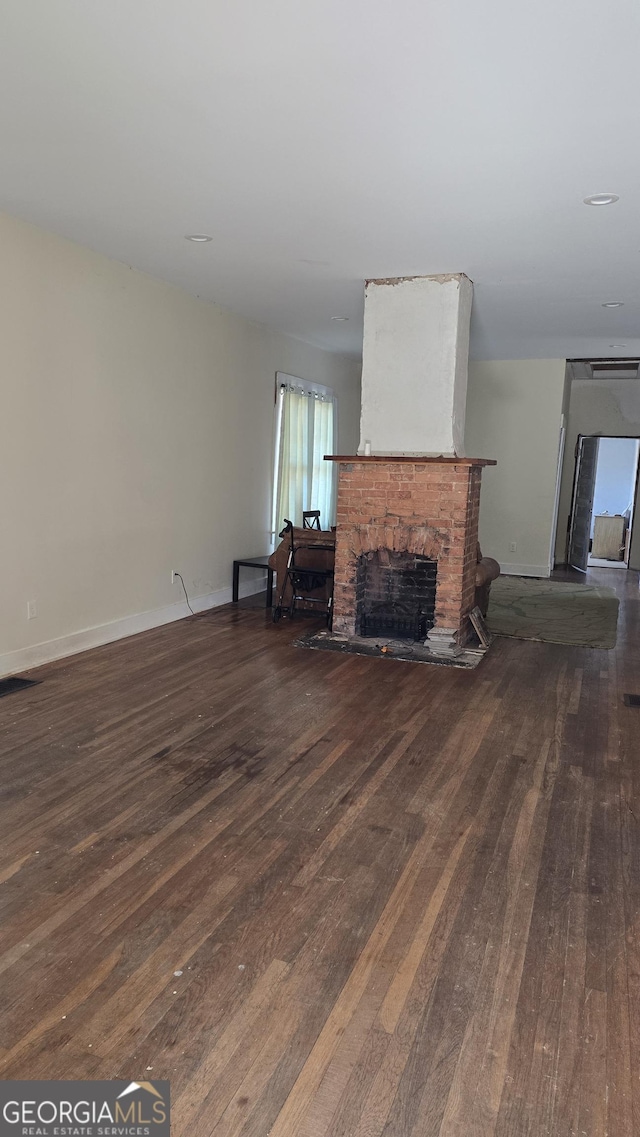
(272, 373), (337, 538)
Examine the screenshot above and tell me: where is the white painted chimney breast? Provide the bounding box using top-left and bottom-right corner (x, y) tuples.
(359, 274), (473, 456)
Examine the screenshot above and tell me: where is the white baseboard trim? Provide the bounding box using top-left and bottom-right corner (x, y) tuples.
(0, 576), (268, 680)
(499, 562), (551, 578)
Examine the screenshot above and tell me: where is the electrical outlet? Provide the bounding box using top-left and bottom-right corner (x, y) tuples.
(509, 542), (517, 553)
(171, 571), (176, 585)
(27, 600), (37, 620)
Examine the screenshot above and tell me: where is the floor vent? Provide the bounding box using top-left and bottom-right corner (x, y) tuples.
(0, 677), (40, 698)
(623, 693), (640, 707)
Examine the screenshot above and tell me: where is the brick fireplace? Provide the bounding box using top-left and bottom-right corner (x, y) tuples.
(326, 455), (495, 653)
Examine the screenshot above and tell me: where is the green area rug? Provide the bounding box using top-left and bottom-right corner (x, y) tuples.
(487, 575), (619, 649)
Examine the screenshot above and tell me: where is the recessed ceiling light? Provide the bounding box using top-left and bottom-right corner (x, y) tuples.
(602, 301), (624, 308)
(330, 316), (349, 322)
(185, 234), (213, 242)
(610, 343), (627, 348)
(583, 193), (619, 206)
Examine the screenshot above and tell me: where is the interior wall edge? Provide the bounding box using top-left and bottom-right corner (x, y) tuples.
(0, 578), (265, 680)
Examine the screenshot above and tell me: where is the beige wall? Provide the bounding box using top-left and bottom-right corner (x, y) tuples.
(555, 380), (640, 569)
(0, 212), (361, 674)
(465, 359), (567, 575)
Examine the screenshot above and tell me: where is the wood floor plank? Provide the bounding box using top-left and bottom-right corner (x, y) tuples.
(0, 574), (639, 1135)
(437, 740), (556, 1137)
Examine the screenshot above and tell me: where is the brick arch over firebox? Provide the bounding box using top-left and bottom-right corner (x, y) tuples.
(345, 523), (446, 560)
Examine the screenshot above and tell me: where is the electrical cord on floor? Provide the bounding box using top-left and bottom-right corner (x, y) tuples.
(174, 572), (195, 615)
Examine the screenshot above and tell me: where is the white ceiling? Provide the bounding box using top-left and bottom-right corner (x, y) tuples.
(1, 0), (639, 360)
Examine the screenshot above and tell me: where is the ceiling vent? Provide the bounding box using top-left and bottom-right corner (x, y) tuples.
(569, 358), (640, 381)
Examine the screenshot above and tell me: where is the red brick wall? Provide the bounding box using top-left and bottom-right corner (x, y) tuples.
(332, 460), (482, 644)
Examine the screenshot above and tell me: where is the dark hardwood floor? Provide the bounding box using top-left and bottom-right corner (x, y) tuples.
(1, 568), (639, 1136)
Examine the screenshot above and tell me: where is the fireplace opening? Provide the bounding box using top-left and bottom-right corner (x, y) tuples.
(355, 550), (437, 641)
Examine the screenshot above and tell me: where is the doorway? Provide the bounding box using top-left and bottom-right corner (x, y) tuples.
(568, 435), (640, 571)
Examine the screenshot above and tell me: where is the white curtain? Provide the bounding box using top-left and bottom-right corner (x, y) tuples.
(273, 380), (336, 537)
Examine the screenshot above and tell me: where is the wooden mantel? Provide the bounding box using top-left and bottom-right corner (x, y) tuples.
(324, 455), (496, 466)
